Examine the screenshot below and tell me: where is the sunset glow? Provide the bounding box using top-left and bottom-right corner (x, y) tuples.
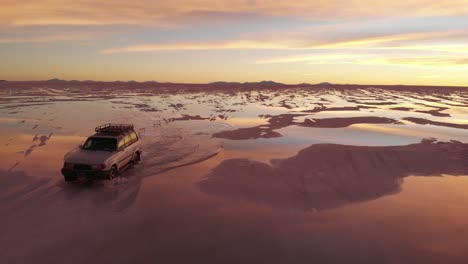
(2, 0), (468, 85)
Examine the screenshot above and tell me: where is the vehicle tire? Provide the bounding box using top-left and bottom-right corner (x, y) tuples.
(64, 175), (77, 182)
(132, 152), (141, 165)
(108, 165), (118, 180)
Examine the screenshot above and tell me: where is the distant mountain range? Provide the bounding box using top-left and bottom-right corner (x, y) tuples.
(46, 78), (160, 83)
(1, 79), (465, 89)
(45, 79), (333, 86)
(44, 79), (314, 86)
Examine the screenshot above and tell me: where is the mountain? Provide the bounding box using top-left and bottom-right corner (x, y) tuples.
(209, 81), (242, 85)
(244, 80), (284, 86)
(47, 78), (66, 82)
(316, 82), (333, 86)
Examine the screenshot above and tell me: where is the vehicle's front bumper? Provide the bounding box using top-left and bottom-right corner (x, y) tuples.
(61, 168), (109, 180)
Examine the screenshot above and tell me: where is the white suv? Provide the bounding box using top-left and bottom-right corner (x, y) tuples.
(61, 124), (142, 182)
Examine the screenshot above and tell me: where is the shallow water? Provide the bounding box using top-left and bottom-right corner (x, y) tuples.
(1, 83), (468, 263)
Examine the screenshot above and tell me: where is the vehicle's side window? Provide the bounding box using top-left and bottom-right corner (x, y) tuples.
(123, 134), (132, 147)
(117, 138), (125, 149)
(130, 132), (138, 143)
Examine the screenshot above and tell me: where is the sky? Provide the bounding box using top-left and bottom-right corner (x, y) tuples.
(1, 0), (468, 85)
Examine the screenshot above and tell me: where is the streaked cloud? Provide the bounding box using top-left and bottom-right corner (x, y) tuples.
(101, 29), (468, 54)
(255, 53), (468, 68)
(254, 54), (366, 64)
(101, 40), (296, 54)
(0, 33), (93, 43)
(3, 1), (468, 27)
(3, 0), (468, 85)
(383, 57), (468, 67)
(311, 31), (468, 49)
(417, 75), (441, 79)
(385, 44), (468, 53)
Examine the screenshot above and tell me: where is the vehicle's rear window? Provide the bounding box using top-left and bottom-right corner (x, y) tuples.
(83, 137), (117, 151)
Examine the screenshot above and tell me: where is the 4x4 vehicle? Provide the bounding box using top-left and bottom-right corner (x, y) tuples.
(61, 124), (142, 182)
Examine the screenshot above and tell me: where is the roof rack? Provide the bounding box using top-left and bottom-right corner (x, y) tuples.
(95, 123), (134, 134)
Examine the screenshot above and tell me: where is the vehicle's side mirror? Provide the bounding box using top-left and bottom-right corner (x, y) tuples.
(78, 144), (83, 149)
(118, 146), (125, 152)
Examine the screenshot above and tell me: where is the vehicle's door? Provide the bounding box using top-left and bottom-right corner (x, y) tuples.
(115, 137), (128, 168)
(128, 131), (140, 153)
(120, 134), (134, 165)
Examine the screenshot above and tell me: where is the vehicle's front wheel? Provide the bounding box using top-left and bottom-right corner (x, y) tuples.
(64, 175), (77, 182)
(108, 166), (118, 180)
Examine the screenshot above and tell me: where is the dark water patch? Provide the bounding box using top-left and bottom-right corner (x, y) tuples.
(404, 117), (468, 129)
(199, 141), (468, 211)
(213, 114), (400, 140)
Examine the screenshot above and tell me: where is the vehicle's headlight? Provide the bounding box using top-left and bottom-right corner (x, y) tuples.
(64, 162), (74, 169)
(91, 164), (106, 170)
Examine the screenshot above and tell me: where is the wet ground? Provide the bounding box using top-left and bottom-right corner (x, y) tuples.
(1, 82), (468, 263)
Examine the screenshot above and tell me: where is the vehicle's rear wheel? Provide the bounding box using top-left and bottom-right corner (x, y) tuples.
(132, 152), (141, 165)
(108, 166), (117, 180)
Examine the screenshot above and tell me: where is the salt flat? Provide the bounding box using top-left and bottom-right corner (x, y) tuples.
(1, 82), (468, 264)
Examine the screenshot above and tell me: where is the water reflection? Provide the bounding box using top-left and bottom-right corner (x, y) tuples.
(200, 141), (468, 211)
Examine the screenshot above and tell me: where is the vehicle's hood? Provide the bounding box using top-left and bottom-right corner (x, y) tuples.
(64, 147), (114, 164)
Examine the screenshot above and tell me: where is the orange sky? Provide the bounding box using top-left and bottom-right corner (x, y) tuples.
(1, 1), (468, 85)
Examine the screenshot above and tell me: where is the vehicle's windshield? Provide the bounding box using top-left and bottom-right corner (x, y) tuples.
(82, 137), (117, 151)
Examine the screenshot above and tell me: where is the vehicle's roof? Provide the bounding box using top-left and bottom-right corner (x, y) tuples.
(89, 129), (135, 139)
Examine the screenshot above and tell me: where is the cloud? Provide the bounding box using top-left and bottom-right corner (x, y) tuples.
(3, 0), (468, 27)
(416, 75), (441, 79)
(101, 40), (297, 53)
(309, 31), (467, 49)
(254, 54), (366, 64)
(383, 57), (468, 67)
(384, 44), (468, 53)
(4, 1), (468, 50)
(257, 54), (468, 68)
(101, 29), (468, 54)
(0, 33), (93, 43)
